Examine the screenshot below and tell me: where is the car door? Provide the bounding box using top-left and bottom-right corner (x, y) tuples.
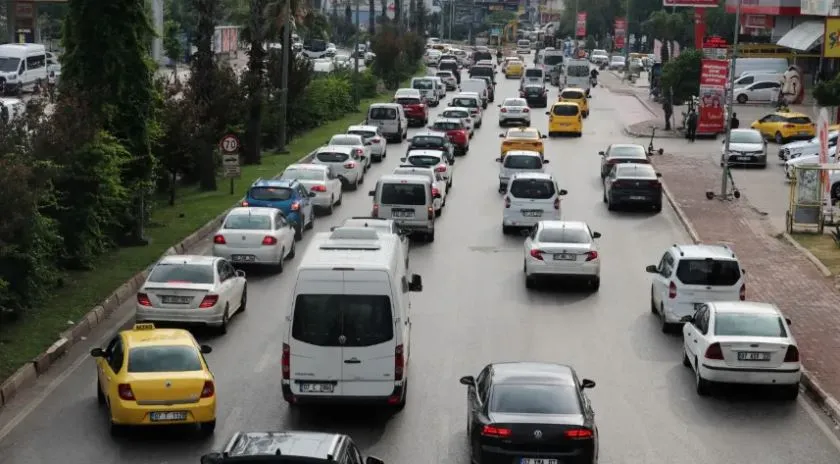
(468, 367), (491, 437)
(275, 211), (294, 253)
(216, 260), (237, 310)
(750, 82), (774, 101)
(651, 252), (674, 308)
(297, 184), (313, 222)
(97, 336), (122, 397)
(685, 305), (710, 360)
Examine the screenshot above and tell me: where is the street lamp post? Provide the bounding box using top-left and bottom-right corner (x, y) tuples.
(277, 0), (291, 154)
(354, 0), (360, 105)
(717, 0), (743, 200)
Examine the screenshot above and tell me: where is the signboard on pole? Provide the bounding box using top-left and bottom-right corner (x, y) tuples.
(220, 134), (241, 179)
(818, 108), (831, 203)
(697, 59), (728, 135)
(575, 12), (587, 38)
(823, 17), (840, 58)
(613, 18), (627, 49)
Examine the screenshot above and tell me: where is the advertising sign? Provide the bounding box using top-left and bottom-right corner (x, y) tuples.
(801, 0), (834, 16)
(614, 18), (627, 49)
(697, 59), (728, 135)
(575, 12), (587, 37)
(824, 17), (840, 58)
(818, 108), (831, 201)
(662, 0), (717, 6)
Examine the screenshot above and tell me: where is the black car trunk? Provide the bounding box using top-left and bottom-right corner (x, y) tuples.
(484, 413), (593, 455)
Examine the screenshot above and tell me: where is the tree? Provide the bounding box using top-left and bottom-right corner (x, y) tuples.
(242, 0), (268, 165)
(661, 48), (701, 105)
(408, 0), (416, 31)
(642, 10), (689, 64)
(486, 11), (515, 26)
(416, 0), (426, 34)
(813, 76), (840, 123)
(371, 25), (403, 88)
(190, 0), (221, 191)
(163, 19), (183, 71)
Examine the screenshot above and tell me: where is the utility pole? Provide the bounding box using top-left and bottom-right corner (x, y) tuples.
(354, 0), (360, 105)
(277, 0), (291, 154)
(719, 0), (742, 199)
(623, 0), (630, 66)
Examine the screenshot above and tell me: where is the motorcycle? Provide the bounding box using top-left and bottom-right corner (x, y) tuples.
(589, 76), (598, 87)
(598, 62), (607, 71)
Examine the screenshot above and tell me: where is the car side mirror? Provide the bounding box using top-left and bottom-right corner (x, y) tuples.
(368, 190), (375, 196)
(545, 111), (550, 115)
(400, 157), (406, 162)
(580, 378), (596, 389)
(742, 269), (746, 275)
(201, 453), (223, 464)
(309, 191), (317, 197)
(90, 347), (105, 358)
(592, 231), (601, 238)
(541, 134), (547, 138)
(200, 344), (213, 354)
(495, 157), (502, 162)
(680, 315), (694, 323)
(645, 265), (658, 273)
(786, 317), (792, 325)
(498, 133), (504, 138)
(408, 274), (423, 292)
(365, 457), (385, 464)
(598, 151), (605, 156)
(587, 94), (592, 98)
(655, 172), (662, 177)
(235, 269), (246, 278)
(459, 375), (476, 386)
(558, 189), (568, 196)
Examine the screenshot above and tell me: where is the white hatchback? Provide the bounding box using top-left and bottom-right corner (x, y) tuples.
(502, 173), (567, 234)
(212, 207), (297, 269)
(347, 124), (388, 161)
(279, 164), (343, 213)
(402, 149), (454, 188)
(496, 150), (547, 192)
(440, 106), (474, 136)
(311, 145), (365, 190)
(327, 133), (371, 170)
(523, 220), (601, 291)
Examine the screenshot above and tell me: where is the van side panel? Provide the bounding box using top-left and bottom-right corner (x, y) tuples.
(340, 270), (399, 397)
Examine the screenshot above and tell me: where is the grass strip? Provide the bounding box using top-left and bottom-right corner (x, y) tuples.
(790, 233), (840, 275)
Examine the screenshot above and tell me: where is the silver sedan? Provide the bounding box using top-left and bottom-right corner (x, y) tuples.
(498, 97), (531, 126)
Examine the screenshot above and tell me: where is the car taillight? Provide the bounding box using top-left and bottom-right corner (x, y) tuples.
(435, 165), (446, 173)
(519, 91), (525, 97)
(240, 201), (249, 206)
(650, 180), (662, 188)
(372, 204), (379, 217)
(585, 251), (598, 261)
(213, 234), (226, 244)
(199, 295), (219, 308)
(783, 124), (794, 129)
(704, 343), (724, 360)
(117, 383), (135, 401)
(432, 187), (440, 197)
(427, 206), (434, 220)
(471, 109), (478, 114)
(500, 107), (507, 112)
(200, 380), (215, 398)
(281, 343), (291, 379)
(353, 148), (363, 156)
(523, 108), (530, 113)
(311, 185), (326, 192)
(394, 344), (405, 381)
(530, 249), (543, 260)
(262, 236), (278, 245)
(504, 196), (511, 208)
(372, 137), (381, 143)
(482, 425), (512, 438)
(554, 198), (560, 210)
(291, 201), (300, 211)
(668, 281), (677, 299)
(344, 161), (356, 169)
(612, 180), (628, 188)
(739, 283), (746, 300)
(564, 428), (594, 439)
(137, 292), (152, 306)
(784, 345), (800, 362)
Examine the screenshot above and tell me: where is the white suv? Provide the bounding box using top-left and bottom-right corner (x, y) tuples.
(646, 244), (746, 333)
(502, 173), (567, 234)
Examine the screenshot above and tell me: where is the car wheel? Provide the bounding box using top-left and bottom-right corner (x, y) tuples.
(239, 286), (247, 312)
(606, 196), (615, 211)
(336, 191), (343, 205)
(426, 230), (435, 242)
(325, 197), (334, 215)
(781, 384), (800, 401)
(499, 182), (506, 193)
(775, 131), (784, 144)
(660, 304), (672, 333)
(436, 207), (442, 217)
(306, 212), (315, 230)
(199, 420), (216, 437)
(652, 201), (662, 212)
(109, 421), (124, 437)
(695, 360), (711, 396)
(650, 287), (658, 314)
(287, 240), (296, 260)
(602, 189), (607, 203)
(294, 221), (303, 240)
(683, 348), (691, 367)
(525, 273), (536, 289)
(218, 306), (230, 334)
(736, 94), (747, 104)
(590, 276), (600, 291)
(97, 378), (105, 405)
(502, 225), (513, 235)
(383, 148), (387, 159)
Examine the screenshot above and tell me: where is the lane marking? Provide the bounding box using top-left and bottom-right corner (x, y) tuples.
(254, 345), (276, 373)
(800, 395), (840, 452)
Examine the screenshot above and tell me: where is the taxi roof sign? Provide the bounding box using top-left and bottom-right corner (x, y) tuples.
(134, 323), (156, 330)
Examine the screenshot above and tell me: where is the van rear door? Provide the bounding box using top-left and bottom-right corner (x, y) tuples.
(378, 180), (432, 228)
(340, 270), (398, 397)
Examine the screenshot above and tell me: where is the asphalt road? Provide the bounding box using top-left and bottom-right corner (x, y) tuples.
(2, 69), (840, 464)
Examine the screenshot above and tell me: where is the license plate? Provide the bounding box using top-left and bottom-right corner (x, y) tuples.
(554, 253), (576, 260)
(393, 210), (415, 218)
(300, 383), (335, 393)
(629, 196), (646, 200)
(231, 254), (256, 262)
(736, 156), (751, 161)
(150, 411), (187, 421)
(161, 295), (192, 304)
(509, 109), (520, 113)
(522, 210), (543, 217)
(520, 459), (559, 464)
(737, 352), (771, 361)
(799, 131), (809, 136)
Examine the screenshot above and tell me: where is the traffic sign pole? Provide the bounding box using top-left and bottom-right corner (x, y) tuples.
(220, 133), (241, 195)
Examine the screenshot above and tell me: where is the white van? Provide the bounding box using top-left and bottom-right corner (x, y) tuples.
(517, 39), (531, 54)
(0, 43), (48, 94)
(366, 103), (408, 143)
(410, 77), (440, 106)
(733, 58), (788, 78)
(369, 174), (440, 242)
(282, 228), (423, 409)
(460, 78), (489, 107)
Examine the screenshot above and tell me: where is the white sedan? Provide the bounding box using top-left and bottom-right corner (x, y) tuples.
(347, 124), (388, 161)
(498, 97), (531, 126)
(681, 301), (801, 399)
(136, 255), (247, 334)
(327, 133), (371, 170)
(440, 107), (474, 136)
(523, 220), (600, 291)
(783, 147), (839, 179)
(778, 131), (838, 161)
(280, 163), (343, 213)
(403, 149), (453, 188)
(212, 206), (297, 268)
(720, 129), (767, 168)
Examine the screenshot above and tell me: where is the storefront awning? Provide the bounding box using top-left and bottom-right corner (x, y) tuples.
(777, 21), (824, 52)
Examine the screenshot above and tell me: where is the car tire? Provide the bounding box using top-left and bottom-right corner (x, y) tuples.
(502, 225), (514, 235)
(336, 191), (343, 205)
(606, 196), (615, 211)
(218, 306), (230, 334)
(590, 276), (600, 291)
(287, 240), (296, 260)
(602, 189), (607, 203)
(383, 148), (387, 159)
(775, 131), (784, 144)
(781, 384), (800, 401)
(652, 201), (662, 212)
(109, 421), (124, 437)
(683, 348), (691, 367)
(294, 221), (303, 240)
(306, 212), (314, 230)
(695, 361), (711, 396)
(499, 182), (506, 193)
(736, 94), (747, 104)
(525, 273), (536, 289)
(239, 286), (247, 312)
(199, 420), (216, 437)
(660, 304), (672, 334)
(97, 379), (105, 405)
(436, 207), (442, 217)
(425, 230), (435, 242)
(325, 197), (334, 215)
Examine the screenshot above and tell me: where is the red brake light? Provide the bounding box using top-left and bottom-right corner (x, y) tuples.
(482, 425), (512, 437)
(435, 165), (446, 173)
(344, 161), (356, 169)
(523, 108), (530, 113)
(262, 236), (278, 245)
(504, 196), (511, 208)
(199, 295), (219, 308)
(240, 201), (249, 206)
(585, 251), (598, 261)
(353, 148), (363, 156)
(372, 204), (379, 218)
(395, 344), (405, 381)
(372, 137), (381, 143)
(500, 108), (507, 113)
(137, 293), (152, 306)
(564, 428), (594, 439)
(311, 185), (326, 192)
(281, 343), (290, 379)
(668, 281), (677, 299)
(705, 343), (724, 360)
(117, 383), (135, 401)
(530, 249), (544, 260)
(200, 380), (215, 398)
(783, 124), (794, 128)
(291, 201), (300, 211)
(739, 283), (746, 300)
(554, 197), (560, 210)
(213, 234), (226, 244)
(432, 187), (440, 197)
(784, 345), (800, 362)
(427, 206), (434, 220)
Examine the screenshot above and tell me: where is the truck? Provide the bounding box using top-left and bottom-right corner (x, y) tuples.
(563, 58), (590, 90)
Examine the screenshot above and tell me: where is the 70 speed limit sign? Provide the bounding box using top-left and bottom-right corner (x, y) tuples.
(219, 134), (240, 153)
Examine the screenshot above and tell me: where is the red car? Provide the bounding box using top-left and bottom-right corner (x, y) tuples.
(431, 118), (470, 155)
(395, 92), (429, 126)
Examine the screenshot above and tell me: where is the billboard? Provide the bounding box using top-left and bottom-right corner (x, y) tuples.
(614, 18), (626, 48)
(697, 59), (728, 135)
(663, 0), (717, 6)
(825, 17), (840, 58)
(575, 12), (587, 37)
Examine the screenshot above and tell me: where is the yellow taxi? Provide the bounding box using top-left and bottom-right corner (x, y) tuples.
(546, 101), (583, 137)
(750, 111), (815, 144)
(505, 60), (524, 79)
(558, 87), (590, 117)
(499, 127), (547, 158)
(91, 323), (217, 436)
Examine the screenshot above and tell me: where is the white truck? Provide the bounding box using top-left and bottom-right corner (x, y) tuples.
(563, 58), (591, 90)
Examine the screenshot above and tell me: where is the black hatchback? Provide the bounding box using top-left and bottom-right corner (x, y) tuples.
(521, 84), (548, 108)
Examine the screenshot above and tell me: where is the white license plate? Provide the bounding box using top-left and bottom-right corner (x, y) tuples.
(554, 253), (576, 261)
(798, 131), (809, 136)
(737, 352), (771, 361)
(522, 210), (543, 217)
(629, 196), (646, 200)
(300, 383), (335, 393)
(161, 295), (192, 304)
(393, 211), (415, 218)
(150, 411), (187, 421)
(520, 459), (559, 464)
(231, 254), (256, 262)
(736, 156), (751, 161)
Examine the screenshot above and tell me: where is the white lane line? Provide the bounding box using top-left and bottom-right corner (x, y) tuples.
(254, 345), (276, 373)
(217, 406), (243, 443)
(800, 395), (840, 452)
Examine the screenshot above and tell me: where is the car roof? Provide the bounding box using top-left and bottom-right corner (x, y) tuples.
(227, 206), (279, 217)
(222, 431), (341, 459)
(331, 133), (363, 140)
(506, 127), (539, 137)
(669, 244), (738, 260)
(433, 117), (463, 124)
(490, 362), (577, 386)
(158, 254), (218, 266)
(443, 106), (471, 112)
(540, 220), (588, 231)
(510, 172), (553, 180)
(412, 131), (446, 138)
(369, 102), (400, 108)
(730, 128), (762, 136)
(456, 92), (480, 97)
(286, 163), (329, 172)
(505, 150), (542, 157)
(560, 87), (586, 93)
(772, 111), (809, 118)
(347, 125), (379, 132)
(122, 323), (197, 347)
(251, 178), (298, 188)
(342, 217), (395, 227)
(553, 101), (580, 108)
(407, 150), (445, 158)
(709, 301), (780, 315)
(379, 174), (433, 184)
(395, 88), (421, 94)
(502, 97), (527, 104)
(316, 145), (355, 154)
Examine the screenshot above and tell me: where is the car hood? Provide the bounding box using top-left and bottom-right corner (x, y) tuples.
(727, 142), (764, 153)
(783, 139), (817, 150)
(787, 154), (820, 166)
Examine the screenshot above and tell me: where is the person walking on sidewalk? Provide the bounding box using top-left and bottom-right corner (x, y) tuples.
(686, 109), (698, 142)
(730, 113), (739, 129)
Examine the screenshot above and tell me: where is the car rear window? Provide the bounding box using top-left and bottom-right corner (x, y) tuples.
(509, 178), (555, 199)
(147, 263), (214, 284)
(561, 90), (585, 100)
(291, 294), (394, 347)
(282, 169), (325, 181)
(453, 97), (477, 107)
(539, 228), (590, 243)
(316, 152), (350, 163)
(436, 72), (453, 79)
(544, 54), (563, 66)
(224, 214), (272, 230)
(474, 51), (492, 61)
(503, 98), (527, 107)
(413, 79), (434, 89)
(525, 69), (543, 77)
(330, 135), (361, 146)
(676, 259), (741, 286)
(525, 86), (544, 93)
(369, 107), (397, 119)
(439, 61), (457, 70)
(380, 182), (428, 205)
(411, 136), (445, 147)
(127, 346), (202, 373)
(348, 130), (376, 139)
(615, 165), (656, 178)
(552, 105), (579, 116)
(248, 186), (294, 201)
(608, 145), (647, 158)
(443, 110), (469, 119)
(784, 116), (812, 124)
(396, 97), (421, 105)
(713, 312), (787, 337)
(469, 67), (492, 78)
(407, 155), (442, 167)
(433, 121), (461, 131)
(504, 156), (541, 169)
(490, 384), (581, 415)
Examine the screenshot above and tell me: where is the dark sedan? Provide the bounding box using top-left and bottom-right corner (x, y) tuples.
(603, 163), (663, 212)
(521, 84), (548, 108)
(598, 143), (649, 179)
(460, 362), (599, 464)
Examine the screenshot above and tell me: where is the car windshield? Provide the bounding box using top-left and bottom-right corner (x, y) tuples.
(539, 227), (590, 243)
(544, 55), (563, 65)
(248, 186), (294, 201)
(504, 155), (541, 169)
(127, 346), (202, 373)
(525, 69), (543, 77)
(561, 90), (585, 100)
(553, 105), (579, 116)
(348, 130), (377, 139)
(608, 145), (646, 158)
(413, 80), (434, 89)
(282, 169), (325, 181)
(291, 294), (394, 347)
(443, 110), (469, 118)
(510, 178), (555, 199)
(453, 98), (477, 107)
(224, 214), (272, 230)
(566, 65), (589, 77)
(508, 61), (522, 67)
(616, 165), (656, 178)
(714, 312), (787, 337)
(504, 98), (527, 107)
(474, 51), (492, 61)
(396, 97), (421, 105)
(518, 40), (530, 46)
(411, 136), (445, 147)
(369, 107), (397, 119)
(407, 155), (441, 166)
(434, 122), (461, 131)
(0, 57), (20, 72)
(315, 152), (349, 163)
(330, 135), (361, 146)
(508, 130), (538, 139)
(147, 263), (214, 284)
(380, 182), (427, 205)
(490, 383), (581, 415)
(676, 259), (741, 286)
(730, 131), (764, 144)
(783, 116), (812, 125)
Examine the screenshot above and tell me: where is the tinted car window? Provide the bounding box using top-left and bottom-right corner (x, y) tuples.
(407, 155), (441, 166)
(148, 263), (214, 284)
(127, 346), (202, 373)
(330, 136), (362, 146)
(509, 179), (555, 199)
(490, 384), (581, 415)
(784, 116), (812, 124)
(249, 186), (294, 201)
(316, 152), (350, 163)
(561, 90), (585, 100)
(292, 295), (394, 346)
(544, 54), (563, 65)
(453, 97), (478, 107)
(470, 67), (493, 78)
(474, 51), (492, 61)
(413, 79), (434, 89)
(504, 156), (541, 169)
(442, 110), (469, 119)
(396, 97), (421, 105)
(503, 98), (527, 107)
(225, 214), (272, 230)
(525, 86), (544, 94)
(369, 107), (397, 119)
(539, 228), (591, 243)
(615, 165), (656, 178)
(282, 169), (326, 181)
(381, 182), (427, 205)
(411, 136), (446, 147)
(552, 105), (579, 116)
(676, 259), (741, 286)
(434, 122), (461, 131)
(525, 69), (543, 78)
(567, 65), (589, 77)
(714, 312), (786, 337)
(607, 145), (646, 158)
(439, 61), (457, 71)
(347, 130), (377, 139)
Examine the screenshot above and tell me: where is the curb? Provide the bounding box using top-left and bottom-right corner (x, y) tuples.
(0, 147), (321, 410)
(657, 164), (840, 423)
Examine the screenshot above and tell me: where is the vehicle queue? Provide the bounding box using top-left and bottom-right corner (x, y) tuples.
(84, 43), (803, 464)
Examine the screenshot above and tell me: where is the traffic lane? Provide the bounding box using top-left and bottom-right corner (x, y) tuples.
(0, 100), (454, 463)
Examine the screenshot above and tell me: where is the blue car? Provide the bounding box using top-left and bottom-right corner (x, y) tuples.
(242, 179), (316, 240)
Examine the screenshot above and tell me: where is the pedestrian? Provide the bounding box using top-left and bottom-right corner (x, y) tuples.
(47, 70), (56, 102)
(730, 112), (739, 129)
(663, 98), (673, 131)
(686, 109), (698, 142)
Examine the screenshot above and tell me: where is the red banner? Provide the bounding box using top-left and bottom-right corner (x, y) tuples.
(575, 12), (587, 37)
(693, 8), (705, 50)
(698, 59), (728, 135)
(613, 18), (627, 49)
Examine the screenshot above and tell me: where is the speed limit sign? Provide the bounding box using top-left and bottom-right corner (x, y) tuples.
(219, 134), (240, 153)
